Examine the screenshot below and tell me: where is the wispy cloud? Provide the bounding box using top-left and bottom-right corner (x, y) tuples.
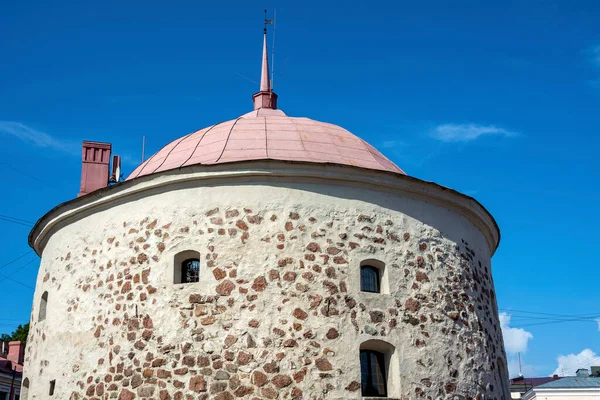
(431, 123), (518, 143)
(596, 317), (600, 332)
(381, 140), (408, 149)
(589, 45), (600, 66)
(0, 121), (78, 155)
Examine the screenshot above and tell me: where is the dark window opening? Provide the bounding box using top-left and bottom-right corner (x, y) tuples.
(182, 259), (200, 284)
(21, 377), (29, 400)
(360, 350), (387, 397)
(49, 380), (55, 396)
(360, 266), (380, 293)
(39, 291), (48, 322)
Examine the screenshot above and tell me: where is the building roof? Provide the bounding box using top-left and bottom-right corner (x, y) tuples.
(126, 109), (404, 180)
(125, 30), (404, 181)
(536, 377), (600, 388)
(510, 376), (557, 388)
(0, 358), (23, 374)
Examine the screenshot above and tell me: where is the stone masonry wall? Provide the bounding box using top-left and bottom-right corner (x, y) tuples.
(25, 181), (507, 400)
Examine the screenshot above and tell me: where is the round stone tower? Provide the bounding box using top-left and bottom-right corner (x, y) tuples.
(24, 29), (508, 400)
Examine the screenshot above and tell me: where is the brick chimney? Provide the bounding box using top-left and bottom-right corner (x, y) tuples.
(7, 341), (24, 365)
(79, 141), (112, 197)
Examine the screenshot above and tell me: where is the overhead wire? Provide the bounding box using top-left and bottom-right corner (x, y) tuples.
(563, 355), (600, 375)
(499, 308), (600, 328)
(0, 253), (38, 290)
(0, 251), (34, 270)
(0, 161), (57, 190)
(499, 308), (600, 319)
(0, 215), (34, 227)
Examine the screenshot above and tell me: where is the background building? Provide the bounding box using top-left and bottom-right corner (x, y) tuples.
(0, 342), (23, 400)
(522, 376), (600, 400)
(510, 375), (560, 399)
(23, 29), (507, 399)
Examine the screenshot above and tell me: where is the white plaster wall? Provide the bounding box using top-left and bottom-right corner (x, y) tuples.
(24, 174), (506, 400)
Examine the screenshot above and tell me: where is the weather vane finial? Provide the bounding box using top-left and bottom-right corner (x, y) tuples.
(264, 9), (273, 34)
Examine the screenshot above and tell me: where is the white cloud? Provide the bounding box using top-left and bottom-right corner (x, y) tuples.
(381, 140), (407, 149)
(431, 123), (517, 143)
(500, 313), (534, 354)
(0, 121), (78, 154)
(596, 318), (600, 331)
(552, 349), (599, 377)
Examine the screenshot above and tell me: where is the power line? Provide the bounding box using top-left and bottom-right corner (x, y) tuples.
(0, 274), (35, 290)
(499, 308), (600, 319)
(568, 355), (600, 374)
(0, 161), (57, 190)
(0, 215), (34, 227)
(513, 316), (600, 328)
(500, 308), (600, 328)
(0, 255), (38, 290)
(0, 214), (33, 224)
(0, 251), (34, 270)
(509, 315), (600, 322)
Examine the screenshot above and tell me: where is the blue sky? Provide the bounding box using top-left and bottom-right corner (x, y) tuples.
(1, 0), (599, 377)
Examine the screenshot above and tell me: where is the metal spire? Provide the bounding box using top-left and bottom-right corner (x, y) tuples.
(259, 26), (271, 92)
(253, 10), (277, 110)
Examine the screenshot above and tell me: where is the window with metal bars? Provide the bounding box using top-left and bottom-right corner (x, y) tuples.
(182, 259), (200, 284)
(360, 349), (387, 397)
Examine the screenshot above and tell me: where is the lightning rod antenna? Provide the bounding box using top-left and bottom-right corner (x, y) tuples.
(142, 136), (146, 162)
(271, 9), (276, 91)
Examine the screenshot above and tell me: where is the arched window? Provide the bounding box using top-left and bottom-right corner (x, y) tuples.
(39, 292), (48, 322)
(360, 266), (380, 293)
(360, 349), (387, 397)
(360, 259), (387, 294)
(21, 377), (29, 400)
(359, 340), (397, 397)
(174, 251), (201, 284)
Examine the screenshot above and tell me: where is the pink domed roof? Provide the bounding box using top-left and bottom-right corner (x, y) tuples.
(126, 30), (404, 181)
(126, 108), (404, 180)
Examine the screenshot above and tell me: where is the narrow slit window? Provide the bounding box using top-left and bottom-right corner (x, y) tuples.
(182, 258), (200, 283)
(360, 349), (387, 397)
(39, 291), (48, 322)
(49, 380), (55, 396)
(360, 265), (380, 293)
